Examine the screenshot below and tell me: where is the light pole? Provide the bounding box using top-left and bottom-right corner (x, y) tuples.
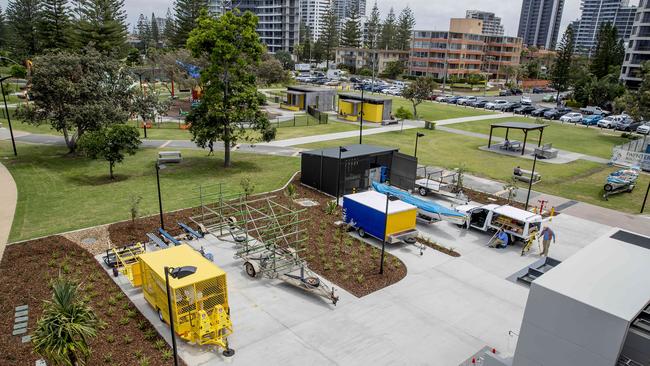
(156, 162), (166, 229)
(414, 132), (425, 158)
(165, 266), (197, 366)
(379, 192), (392, 274)
(335, 146), (348, 206)
(0, 76), (17, 156)
(524, 150), (539, 211)
(641, 181), (650, 214)
(359, 87), (364, 144)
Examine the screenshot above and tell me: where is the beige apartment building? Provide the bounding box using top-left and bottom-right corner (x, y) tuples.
(335, 47), (410, 74)
(408, 19), (523, 80)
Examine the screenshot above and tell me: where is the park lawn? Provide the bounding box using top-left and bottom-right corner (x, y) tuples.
(6, 118), (63, 135)
(3, 142), (300, 242)
(296, 128), (646, 213)
(446, 117), (629, 159)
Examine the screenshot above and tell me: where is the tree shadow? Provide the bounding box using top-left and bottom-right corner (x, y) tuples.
(66, 174), (130, 186)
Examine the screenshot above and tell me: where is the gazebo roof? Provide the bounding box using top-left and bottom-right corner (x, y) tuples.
(490, 122), (549, 131)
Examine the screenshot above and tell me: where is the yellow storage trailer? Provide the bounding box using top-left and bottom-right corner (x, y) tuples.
(133, 244), (234, 354)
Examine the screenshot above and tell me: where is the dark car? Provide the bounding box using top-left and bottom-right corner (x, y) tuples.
(446, 96), (462, 104)
(532, 87), (544, 94)
(502, 102), (522, 112)
(349, 77), (361, 83)
(514, 105), (537, 115)
(543, 107), (572, 120)
(470, 99), (488, 108)
(498, 89), (512, 96)
(531, 107), (551, 117)
(615, 119), (643, 132)
(511, 88), (523, 95)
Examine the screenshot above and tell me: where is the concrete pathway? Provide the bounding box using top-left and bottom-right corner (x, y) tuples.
(0, 161), (17, 261)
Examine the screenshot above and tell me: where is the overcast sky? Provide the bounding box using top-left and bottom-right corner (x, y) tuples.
(0, 0), (639, 38)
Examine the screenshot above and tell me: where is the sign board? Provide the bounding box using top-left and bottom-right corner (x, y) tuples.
(611, 147), (650, 171)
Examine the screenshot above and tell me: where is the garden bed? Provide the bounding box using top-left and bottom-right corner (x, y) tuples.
(0, 236), (183, 366)
(107, 208), (194, 249)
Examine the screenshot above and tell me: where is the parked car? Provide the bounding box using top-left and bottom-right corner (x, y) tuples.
(457, 96), (477, 106)
(636, 122), (650, 134)
(598, 115), (630, 129)
(520, 96), (532, 105)
(543, 107), (572, 120)
(470, 99), (488, 108)
(436, 95), (454, 102)
(531, 107), (551, 117)
(511, 88), (523, 95)
(485, 99), (509, 110)
(502, 102), (522, 112)
(582, 114), (603, 125)
(446, 96), (462, 104)
(498, 89), (512, 96)
(542, 94), (557, 103)
(559, 112), (583, 123)
(514, 105), (537, 115)
(580, 106), (608, 116)
(615, 119), (643, 132)
(532, 87), (544, 94)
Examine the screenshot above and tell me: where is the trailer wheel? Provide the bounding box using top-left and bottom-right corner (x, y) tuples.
(358, 228), (367, 238)
(418, 187), (428, 196)
(604, 183), (614, 192)
(244, 262), (256, 278)
(223, 348), (235, 357)
(157, 309), (164, 323)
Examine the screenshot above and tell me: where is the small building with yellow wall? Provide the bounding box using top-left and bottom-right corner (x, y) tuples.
(280, 85), (336, 112)
(337, 93), (393, 124)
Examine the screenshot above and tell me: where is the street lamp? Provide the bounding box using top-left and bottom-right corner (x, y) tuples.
(641, 181), (650, 214)
(164, 265), (197, 366)
(414, 132), (425, 158)
(359, 87), (364, 144)
(156, 162), (166, 229)
(0, 76), (17, 156)
(335, 146), (348, 207)
(524, 149), (540, 211)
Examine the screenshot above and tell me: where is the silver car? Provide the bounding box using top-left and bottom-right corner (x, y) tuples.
(636, 122), (650, 135)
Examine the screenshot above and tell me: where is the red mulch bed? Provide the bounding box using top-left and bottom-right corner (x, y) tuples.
(108, 209), (194, 246)
(0, 236), (184, 366)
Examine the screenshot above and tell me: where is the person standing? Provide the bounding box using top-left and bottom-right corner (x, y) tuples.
(540, 226), (556, 256)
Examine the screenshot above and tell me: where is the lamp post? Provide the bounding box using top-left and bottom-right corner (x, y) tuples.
(359, 87), (364, 144)
(335, 146), (348, 206)
(414, 132), (425, 158)
(379, 192), (391, 274)
(641, 181), (650, 214)
(0, 76), (17, 156)
(164, 266), (197, 366)
(156, 162), (166, 229)
(524, 150), (539, 211)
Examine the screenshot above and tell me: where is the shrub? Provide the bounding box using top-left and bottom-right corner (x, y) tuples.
(123, 334), (133, 344)
(286, 183), (297, 198)
(106, 334), (115, 343)
(162, 349), (173, 361)
(107, 295), (117, 306)
(119, 317), (130, 325)
(134, 350), (143, 359)
(154, 339), (166, 351)
(103, 353), (113, 363)
(130, 195), (143, 223)
(324, 201), (338, 215)
(139, 356), (150, 366)
(240, 177), (256, 197)
(356, 274), (365, 283)
(143, 328), (157, 341)
(126, 309), (137, 318)
(395, 106), (413, 120)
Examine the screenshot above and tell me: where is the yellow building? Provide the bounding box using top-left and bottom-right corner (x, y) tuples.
(337, 93), (393, 124)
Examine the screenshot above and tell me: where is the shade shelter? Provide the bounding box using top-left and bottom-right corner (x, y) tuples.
(338, 93), (392, 123)
(488, 122), (548, 156)
(280, 86), (336, 112)
(300, 144), (417, 197)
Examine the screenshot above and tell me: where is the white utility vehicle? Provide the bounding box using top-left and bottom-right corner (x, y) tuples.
(455, 204), (543, 241)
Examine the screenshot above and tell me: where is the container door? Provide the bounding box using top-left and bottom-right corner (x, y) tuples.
(390, 152), (417, 191)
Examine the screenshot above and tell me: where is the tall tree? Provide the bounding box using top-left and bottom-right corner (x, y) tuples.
(340, 6), (362, 48)
(186, 10), (275, 168)
(136, 13), (150, 49)
(365, 2), (381, 49)
(39, 0), (70, 50)
(172, 0), (208, 48)
(162, 7), (174, 46)
(6, 0), (41, 56)
(297, 22), (312, 62)
(75, 0), (128, 56)
(402, 76), (437, 118)
(0, 7), (7, 50)
(395, 6), (415, 51)
(614, 62), (650, 121)
(150, 12), (160, 46)
(32, 278), (99, 366)
(19, 48), (132, 152)
(319, 5), (339, 68)
(379, 7), (397, 50)
(549, 25), (575, 105)
(590, 22), (625, 79)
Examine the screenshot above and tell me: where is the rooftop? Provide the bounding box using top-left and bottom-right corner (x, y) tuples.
(301, 144), (398, 159)
(344, 190), (417, 214)
(288, 85), (337, 93)
(338, 92), (392, 103)
(490, 122), (548, 131)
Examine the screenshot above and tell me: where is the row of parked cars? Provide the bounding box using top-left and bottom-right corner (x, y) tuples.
(434, 95), (535, 113)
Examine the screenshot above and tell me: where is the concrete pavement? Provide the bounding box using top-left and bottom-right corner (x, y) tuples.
(0, 161), (17, 261)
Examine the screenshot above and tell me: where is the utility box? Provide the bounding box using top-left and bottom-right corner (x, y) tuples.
(135, 244), (233, 351)
(343, 191), (417, 243)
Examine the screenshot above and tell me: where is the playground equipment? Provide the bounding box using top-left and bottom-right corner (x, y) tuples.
(106, 244), (234, 355)
(189, 184), (339, 305)
(373, 182), (467, 226)
(603, 168), (639, 200)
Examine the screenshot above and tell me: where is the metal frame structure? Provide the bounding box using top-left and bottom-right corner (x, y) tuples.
(189, 184), (339, 305)
(415, 166), (467, 202)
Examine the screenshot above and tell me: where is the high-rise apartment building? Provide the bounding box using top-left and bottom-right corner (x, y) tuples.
(621, 0), (650, 87)
(301, 0), (331, 40)
(466, 10), (505, 36)
(209, 0), (300, 53)
(517, 0), (565, 49)
(333, 0), (366, 28)
(409, 19), (523, 80)
(573, 0), (637, 55)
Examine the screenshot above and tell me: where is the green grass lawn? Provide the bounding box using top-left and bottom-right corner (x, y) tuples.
(297, 128), (648, 213)
(446, 117), (630, 159)
(2, 142), (300, 242)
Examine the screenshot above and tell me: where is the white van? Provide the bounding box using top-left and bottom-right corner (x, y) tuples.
(455, 204), (542, 241)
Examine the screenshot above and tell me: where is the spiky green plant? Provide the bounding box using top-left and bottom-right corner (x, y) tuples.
(32, 278), (99, 366)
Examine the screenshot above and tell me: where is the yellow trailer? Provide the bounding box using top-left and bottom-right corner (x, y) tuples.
(131, 244), (234, 355)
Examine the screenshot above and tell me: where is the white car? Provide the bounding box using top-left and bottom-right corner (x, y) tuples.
(637, 122), (650, 135)
(520, 96), (532, 105)
(559, 112), (583, 123)
(485, 100), (509, 110)
(598, 114), (630, 129)
(457, 96), (477, 105)
(436, 95), (454, 102)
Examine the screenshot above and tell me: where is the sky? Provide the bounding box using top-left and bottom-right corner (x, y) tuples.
(0, 0), (637, 38)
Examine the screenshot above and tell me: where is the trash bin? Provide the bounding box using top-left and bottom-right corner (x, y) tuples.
(424, 121), (436, 130)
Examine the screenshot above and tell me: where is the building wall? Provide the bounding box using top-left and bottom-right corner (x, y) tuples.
(517, 0), (565, 49)
(466, 10), (505, 36)
(573, 0), (637, 55)
(450, 18), (484, 35)
(408, 30), (523, 80)
(301, 0), (330, 40)
(335, 47), (409, 73)
(621, 0), (650, 88)
(333, 0), (366, 29)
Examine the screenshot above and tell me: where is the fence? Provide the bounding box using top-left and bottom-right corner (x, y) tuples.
(611, 137), (650, 171)
(273, 114), (327, 129)
(307, 106), (329, 124)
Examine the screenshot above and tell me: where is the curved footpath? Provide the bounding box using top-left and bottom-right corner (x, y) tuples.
(0, 161), (17, 261)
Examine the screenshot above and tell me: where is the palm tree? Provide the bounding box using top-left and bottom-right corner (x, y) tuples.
(32, 278), (99, 366)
